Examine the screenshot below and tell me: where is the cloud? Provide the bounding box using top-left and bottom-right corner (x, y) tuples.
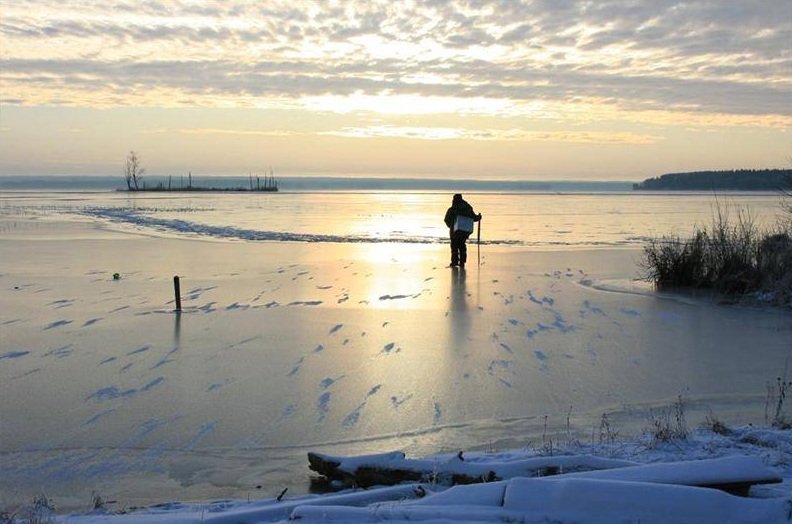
(0, 0), (789, 125)
(175, 127), (298, 137)
(321, 125), (663, 144)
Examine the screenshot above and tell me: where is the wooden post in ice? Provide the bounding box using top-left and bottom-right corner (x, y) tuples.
(173, 275), (182, 312)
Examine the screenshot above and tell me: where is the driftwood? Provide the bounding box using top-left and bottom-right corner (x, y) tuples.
(308, 452), (781, 496)
(308, 450), (637, 488)
(308, 451), (493, 487)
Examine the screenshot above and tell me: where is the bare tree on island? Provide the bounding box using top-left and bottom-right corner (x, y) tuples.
(124, 150), (145, 190)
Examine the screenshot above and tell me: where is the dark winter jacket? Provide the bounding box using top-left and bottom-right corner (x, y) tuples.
(444, 196), (480, 229)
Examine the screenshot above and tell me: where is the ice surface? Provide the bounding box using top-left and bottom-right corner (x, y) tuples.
(1, 194), (791, 516)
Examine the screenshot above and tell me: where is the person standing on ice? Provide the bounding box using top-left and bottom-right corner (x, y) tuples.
(443, 193), (482, 268)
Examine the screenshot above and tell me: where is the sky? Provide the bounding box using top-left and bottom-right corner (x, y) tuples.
(0, 0), (790, 180)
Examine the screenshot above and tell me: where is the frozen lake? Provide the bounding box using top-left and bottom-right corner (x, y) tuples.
(1, 188), (790, 509)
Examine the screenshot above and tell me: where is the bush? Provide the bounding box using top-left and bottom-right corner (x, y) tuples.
(643, 232), (708, 289)
(642, 204), (792, 304)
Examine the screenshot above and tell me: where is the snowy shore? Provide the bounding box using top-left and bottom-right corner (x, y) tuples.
(18, 425), (792, 523)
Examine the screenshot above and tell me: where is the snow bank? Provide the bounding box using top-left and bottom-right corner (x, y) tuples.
(289, 479), (791, 524)
(289, 456), (789, 523)
(59, 484), (424, 524)
(501, 478), (791, 524)
(561, 455), (781, 489)
(53, 430), (792, 524)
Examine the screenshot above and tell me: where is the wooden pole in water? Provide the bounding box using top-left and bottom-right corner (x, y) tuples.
(173, 275), (182, 312)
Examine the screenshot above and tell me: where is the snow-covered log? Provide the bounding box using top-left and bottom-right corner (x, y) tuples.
(560, 455), (782, 496)
(289, 504), (526, 522)
(307, 450), (637, 487)
(290, 478), (791, 524)
(202, 483), (426, 524)
(412, 456), (781, 508)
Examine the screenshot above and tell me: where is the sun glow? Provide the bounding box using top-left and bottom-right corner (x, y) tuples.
(354, 244), (438, 309)
(300, 92), (515, 116)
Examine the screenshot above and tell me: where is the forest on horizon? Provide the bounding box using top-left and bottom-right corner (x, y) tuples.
(634, 169), (792, 190)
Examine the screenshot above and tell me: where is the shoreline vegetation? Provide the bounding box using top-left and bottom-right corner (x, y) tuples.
(642, 200), (792, 306)
(634, 169), (792, 191)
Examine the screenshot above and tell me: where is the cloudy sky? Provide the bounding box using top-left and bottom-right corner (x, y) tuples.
(1, 0), (790, 180)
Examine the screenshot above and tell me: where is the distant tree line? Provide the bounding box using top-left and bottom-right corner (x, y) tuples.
(633, 169), (792, 191)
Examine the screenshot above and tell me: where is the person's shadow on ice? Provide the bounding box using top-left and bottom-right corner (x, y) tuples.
(451, 267), (467, 311)
(449, 267), (470, 347)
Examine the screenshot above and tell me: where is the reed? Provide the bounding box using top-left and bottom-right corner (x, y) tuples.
(642, 202), (792, 304)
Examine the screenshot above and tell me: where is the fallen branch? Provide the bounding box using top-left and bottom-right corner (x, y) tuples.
(308, 450), (637, 488)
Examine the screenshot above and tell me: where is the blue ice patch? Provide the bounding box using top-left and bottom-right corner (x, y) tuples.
(44, 320), (72, 330)
(0, 350), (30, 360)
(317, 392), (332, 421)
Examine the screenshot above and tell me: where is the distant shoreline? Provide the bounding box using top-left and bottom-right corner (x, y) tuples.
(634, 169), (792, 191)
(0, 175), (636, 193)
(5, 173), (791, 193)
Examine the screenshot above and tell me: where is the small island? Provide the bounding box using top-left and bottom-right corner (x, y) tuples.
(122, 150), (278, 192)
(633, 169), (792, 191)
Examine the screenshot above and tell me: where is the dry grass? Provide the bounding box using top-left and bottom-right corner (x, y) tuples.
(597, 413), (619, 444)
(647, 396), (689, 445)
(766, 373), (792, 429)
(642, 202), (792, 305)
(701, 414), (732, 436)
(1, 495), (55, 524)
